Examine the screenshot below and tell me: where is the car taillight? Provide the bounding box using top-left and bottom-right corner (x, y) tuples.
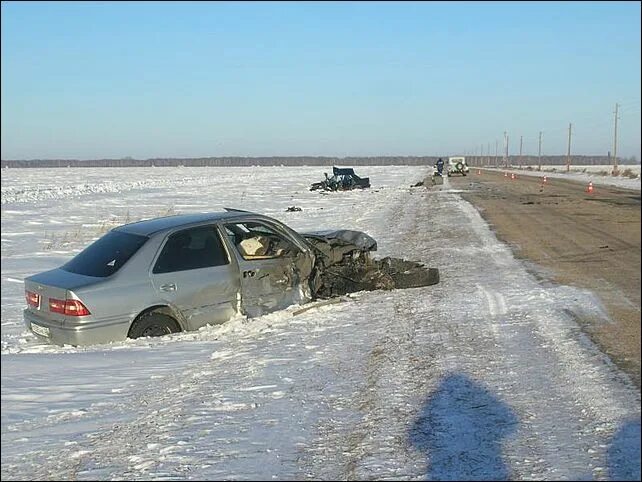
(26, 290), (40, 307)
(64, 300), (91, 316)
(49, 298), (66, 314)
(49, 298), (91, 316)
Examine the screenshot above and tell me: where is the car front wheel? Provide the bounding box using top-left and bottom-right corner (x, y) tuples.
(128, 312), (181, 339)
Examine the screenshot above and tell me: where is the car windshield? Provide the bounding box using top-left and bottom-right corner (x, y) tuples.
(62, 230), (149, 277)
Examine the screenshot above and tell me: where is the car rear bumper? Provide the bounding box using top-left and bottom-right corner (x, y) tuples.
(23, 309), (129, 346)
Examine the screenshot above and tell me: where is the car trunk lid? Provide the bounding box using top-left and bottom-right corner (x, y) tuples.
(24, 268), (98, 323)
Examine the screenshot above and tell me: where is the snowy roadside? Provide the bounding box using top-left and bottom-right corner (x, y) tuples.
(1, 166), (640, 480)
(481, 164), (641, 191)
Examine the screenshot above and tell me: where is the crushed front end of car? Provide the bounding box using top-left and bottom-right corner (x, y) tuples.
(301, 229), (439, 298)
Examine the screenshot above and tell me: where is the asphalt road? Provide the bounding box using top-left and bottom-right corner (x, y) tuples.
(452, 169), (641, 387)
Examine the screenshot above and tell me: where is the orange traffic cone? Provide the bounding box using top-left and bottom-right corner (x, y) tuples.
(586, 181), (594, 194)
(511, 173), (516, 180)
(477, 169), (481, 175)
(504, 172), (508, 178)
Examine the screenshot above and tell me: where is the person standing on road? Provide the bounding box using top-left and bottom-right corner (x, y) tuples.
(435, 157), (445, 176)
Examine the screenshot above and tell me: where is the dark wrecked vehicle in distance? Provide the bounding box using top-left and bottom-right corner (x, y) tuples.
(310, 166), (371, 191)
(23, 209), (384, 346)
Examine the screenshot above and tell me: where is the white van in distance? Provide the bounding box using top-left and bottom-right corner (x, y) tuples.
(447, 157), (470, 176)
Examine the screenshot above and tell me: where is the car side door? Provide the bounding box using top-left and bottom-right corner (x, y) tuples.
(222, 220), (314, 317)
(150, 224), (240, 330)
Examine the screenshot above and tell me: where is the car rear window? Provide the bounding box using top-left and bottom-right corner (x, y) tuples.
(61, 231), (149, 278)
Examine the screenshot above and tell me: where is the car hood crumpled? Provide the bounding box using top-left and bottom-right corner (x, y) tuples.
(300, 229), (377, 265)
(301, 229), (377, 251)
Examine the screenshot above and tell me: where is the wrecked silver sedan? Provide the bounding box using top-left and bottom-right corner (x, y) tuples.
(23, 209), (386, 346)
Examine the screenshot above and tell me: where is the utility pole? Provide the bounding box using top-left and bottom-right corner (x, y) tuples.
(495, 139), (498, 166)
(538, 131), (542, 171)
(507, 134), (509, 167)
(487, 143), (491, 166)
(566, 123), (572, 172)
(613, 103), (619, 175)
(519, 135), (523, 168)
(503, 131), (508, 168)
(481, 144), (484, 168)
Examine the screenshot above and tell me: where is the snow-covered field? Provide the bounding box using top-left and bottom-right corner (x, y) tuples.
(1, 166), (640, 480)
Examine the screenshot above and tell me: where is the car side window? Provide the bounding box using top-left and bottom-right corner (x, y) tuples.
(224, 222), (299, 261)
(153, 226), (229, 274)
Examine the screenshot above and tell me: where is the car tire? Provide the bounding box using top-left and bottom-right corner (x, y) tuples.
(128, 312), (181, 339)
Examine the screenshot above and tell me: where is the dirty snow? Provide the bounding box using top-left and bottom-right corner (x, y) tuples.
(1, 166), (640, 480)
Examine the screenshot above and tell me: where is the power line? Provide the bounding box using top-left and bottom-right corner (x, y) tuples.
(619, 107), (641, 116)
(618, 99), (641, 108)
(473, 100), (638, 164)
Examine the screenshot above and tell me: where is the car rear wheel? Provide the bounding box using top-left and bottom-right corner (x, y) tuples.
(128, 312), (181, 339)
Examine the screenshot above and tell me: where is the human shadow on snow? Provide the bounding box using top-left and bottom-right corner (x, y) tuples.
(607, 418), (641, 481)
(408, 372), (518, 481)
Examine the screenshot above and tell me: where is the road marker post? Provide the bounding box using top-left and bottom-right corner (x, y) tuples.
(586, 181), (594, 194)
(511, 173), (516, 180)
(540, 175), (547, 190)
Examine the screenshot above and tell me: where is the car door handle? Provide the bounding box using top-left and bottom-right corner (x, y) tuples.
(160, 283), (177, 292)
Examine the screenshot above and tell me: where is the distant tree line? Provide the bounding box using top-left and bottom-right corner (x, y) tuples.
(0, 154), (637, 169)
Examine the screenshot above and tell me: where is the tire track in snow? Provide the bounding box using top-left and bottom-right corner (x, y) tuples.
(302, 185), (640, 480)
(478, 284), (508, 318)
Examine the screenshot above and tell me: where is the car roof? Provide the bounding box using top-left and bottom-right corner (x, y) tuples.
(333, 166), (356, 176)
(114, 210), (257, 237)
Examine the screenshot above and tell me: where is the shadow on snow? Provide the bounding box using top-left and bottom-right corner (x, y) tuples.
(607, 418), (641, 481)
(408, 372), (518, 481)
(408, 373), (641, 481)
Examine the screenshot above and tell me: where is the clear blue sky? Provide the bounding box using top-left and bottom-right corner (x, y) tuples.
(1, 1), (640, 160)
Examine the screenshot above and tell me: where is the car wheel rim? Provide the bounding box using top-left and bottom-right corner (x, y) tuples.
(142, 324), (170, 337)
